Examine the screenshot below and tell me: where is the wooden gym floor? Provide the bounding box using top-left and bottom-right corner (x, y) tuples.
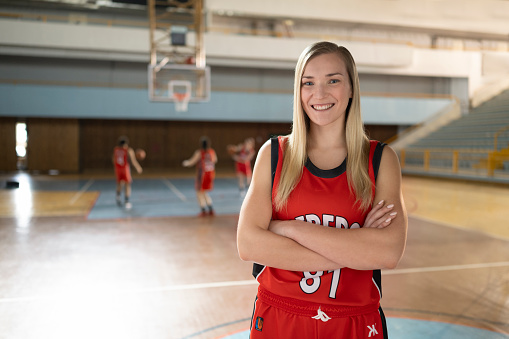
(0, 172), (508, 339)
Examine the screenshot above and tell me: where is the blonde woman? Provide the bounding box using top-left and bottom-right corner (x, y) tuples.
(237, 41), (407, 338)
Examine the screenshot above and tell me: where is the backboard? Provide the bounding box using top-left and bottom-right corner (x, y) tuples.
(148, 64), (210, 104)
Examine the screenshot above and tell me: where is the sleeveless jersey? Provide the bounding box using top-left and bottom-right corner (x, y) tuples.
(237, 146), (254, 165)
(235, 146), (254, 175)
(200, 149), (216, 173)
(254, 136), (386, 308)
(113, 146), (129, 170)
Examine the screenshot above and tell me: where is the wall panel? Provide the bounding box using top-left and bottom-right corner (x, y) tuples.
(365, 125), (399, 144)
(0, 117), (17, 172)
(26, 118), (79, 172)
(79, 119), (292, 173)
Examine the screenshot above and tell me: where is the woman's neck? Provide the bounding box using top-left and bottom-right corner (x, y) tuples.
(308, 123), (346, 151)
(307, 124), (347, 170)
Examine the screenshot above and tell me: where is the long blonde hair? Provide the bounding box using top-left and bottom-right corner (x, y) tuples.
(274, 41), (372, 212)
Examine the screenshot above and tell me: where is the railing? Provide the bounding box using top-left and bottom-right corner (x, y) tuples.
(400, 147), (509, 177)
(400, 148), (488, 172)
(493, 124), (509, 151)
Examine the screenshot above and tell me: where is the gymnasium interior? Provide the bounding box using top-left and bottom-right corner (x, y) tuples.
(0, 0), (508, 338)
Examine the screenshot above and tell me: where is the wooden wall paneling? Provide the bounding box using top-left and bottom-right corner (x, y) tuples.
(0, 118), (18, 172)
(78, 119), (292, 172)
(167, 121), (193, 170)
(365, 125), (399, 143)
(26, 118), (79, 173)
(139, 120), (170, 170)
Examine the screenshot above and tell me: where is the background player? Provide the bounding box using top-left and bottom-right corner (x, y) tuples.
(182, 136), (218, 216)
(112, 136), (143, 210)
(227, 137), (256, 197)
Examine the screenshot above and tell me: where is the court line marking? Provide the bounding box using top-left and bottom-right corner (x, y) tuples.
(69, 179), (94, 205)
(382, 261), (509, 275)
(161, 178), (187, 202)
(1, 261), (508, 304)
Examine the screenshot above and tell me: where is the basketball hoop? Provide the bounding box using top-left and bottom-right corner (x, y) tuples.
(168, 80), (192, 112)
(173, 92), (190, 112)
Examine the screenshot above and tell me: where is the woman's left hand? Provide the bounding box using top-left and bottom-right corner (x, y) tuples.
(364, 200), (398, 228)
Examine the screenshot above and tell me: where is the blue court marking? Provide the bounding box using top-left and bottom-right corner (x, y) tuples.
(214, 318), (509, 339)
(87, 177), (245, 220)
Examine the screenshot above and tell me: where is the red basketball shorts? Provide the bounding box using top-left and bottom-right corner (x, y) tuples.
(196, 171), (215, 191)
(115, 166), (132, 183)
(236, 162), (252, 176)
(250, 287), (387, 339)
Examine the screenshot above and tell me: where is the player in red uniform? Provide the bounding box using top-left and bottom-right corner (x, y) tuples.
(237, 42), (408, 338)
(112, 136), (142, 210)
(183, 136), (218, 216)
(229, 137), (256, 197)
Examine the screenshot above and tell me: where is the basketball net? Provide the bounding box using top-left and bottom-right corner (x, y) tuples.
(168, 80), (192, 112)
(173, 92), (190, 112)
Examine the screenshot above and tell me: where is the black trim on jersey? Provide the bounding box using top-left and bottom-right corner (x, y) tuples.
(253, 138), (279, 279)
(372, 142), (386, 181)
(249, 295), (258, 334)
(371, 142), (386, 302)
(271, 137), (279, 189)
(379, 306), (389, 339)
(373, 269), (382, 297)
(252, 262), (264, 278)
(305, 157), (347, 178)
(304, 141), (385, 179)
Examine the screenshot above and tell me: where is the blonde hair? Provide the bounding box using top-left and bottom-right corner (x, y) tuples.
(274, 41), (372, 212)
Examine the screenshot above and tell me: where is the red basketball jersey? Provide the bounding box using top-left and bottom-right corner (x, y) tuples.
(254, 136), (385, 308)
(113, 146), (131, 183)
(200, 149), (216, 173)
(235, 146), (254, 176)
(113, 146), (129, 169)
(195, 149), (216, 191)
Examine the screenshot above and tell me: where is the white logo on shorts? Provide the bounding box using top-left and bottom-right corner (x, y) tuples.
(367, 324), (378, 337)
(311, 307), (331, 322)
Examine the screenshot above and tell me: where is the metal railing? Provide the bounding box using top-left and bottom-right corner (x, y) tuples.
(399, 148), (491, 173)
(399, 125), (509, 177)
(493, 124), (509, 151)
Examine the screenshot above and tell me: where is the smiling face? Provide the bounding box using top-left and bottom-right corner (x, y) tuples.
(300, 53), (352, 129)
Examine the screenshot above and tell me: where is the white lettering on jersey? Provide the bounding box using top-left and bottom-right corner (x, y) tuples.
(295, 214), (354, 229)
(203, 153), (215, 172)
(323, 214), (334, 227)
(297, 214), (359, 298)
(305, 214), (321, 224)
(115, 149), (125, 166)
(336, 216), (348, 229)
(300, 271), (323, 294)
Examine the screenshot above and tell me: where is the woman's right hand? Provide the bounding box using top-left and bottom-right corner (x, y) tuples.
(363, 200), (397, 228)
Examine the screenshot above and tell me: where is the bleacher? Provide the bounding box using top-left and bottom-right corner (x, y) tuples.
(399, 89), (509, 181)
